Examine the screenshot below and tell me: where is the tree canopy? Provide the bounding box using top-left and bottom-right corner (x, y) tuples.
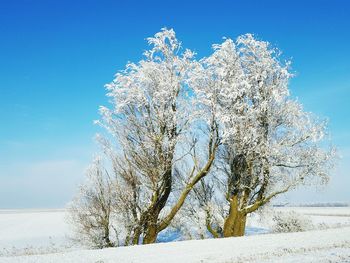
(69, 28), (335, 246)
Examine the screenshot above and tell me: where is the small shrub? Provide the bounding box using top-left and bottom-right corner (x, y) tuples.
(272, 211), (313, 233)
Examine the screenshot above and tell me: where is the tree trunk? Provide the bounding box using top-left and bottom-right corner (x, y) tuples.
(103, 223), (114, 247)
(132, 226), (141, 245)
(142, 210), (161, 244)
(223, 195), (247, 237)
(143, 224), (158, 244)
(232, 213), (247, 236)
(223, 195), (238, 237)
(223, 212), (247, 237)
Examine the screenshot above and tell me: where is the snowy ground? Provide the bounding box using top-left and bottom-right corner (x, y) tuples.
(0, 209), (75, 257)
(0, 207), (350, 262)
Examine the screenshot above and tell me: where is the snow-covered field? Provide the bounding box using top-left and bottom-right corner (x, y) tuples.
(1, 207), (350, 262)
(0, 209), (75, 257)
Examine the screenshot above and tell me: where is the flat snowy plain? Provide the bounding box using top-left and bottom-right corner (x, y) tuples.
(0, 207), (350, 262)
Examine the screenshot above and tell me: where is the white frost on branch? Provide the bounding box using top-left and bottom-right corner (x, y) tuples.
(71, 29), (336, 245)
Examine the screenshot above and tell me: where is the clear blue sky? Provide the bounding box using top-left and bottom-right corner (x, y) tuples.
(0, 0), (349, 208)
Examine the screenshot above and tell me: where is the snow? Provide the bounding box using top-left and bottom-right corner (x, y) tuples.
(1, 226), (349, 263)
(0, 210), (74, 256)
(1, 207), (350, 262)
(275, 206), (350, 217)
(274, 207), (350, 227)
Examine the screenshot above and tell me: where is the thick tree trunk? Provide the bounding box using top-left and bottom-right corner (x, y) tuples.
(223, 212), (247, 237)
(142, 208), (161, 244)
(143, 224), (158, 244)
(233, 213), (247, 236)
(223, 195), (238, 237)
(223, 195), (247, 237)
(140, 169), (172, 245)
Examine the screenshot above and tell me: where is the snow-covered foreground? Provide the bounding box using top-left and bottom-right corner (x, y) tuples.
(1, 227), (349, 263)
(0, 210), (75, 257)
(0, 207), (350, 262)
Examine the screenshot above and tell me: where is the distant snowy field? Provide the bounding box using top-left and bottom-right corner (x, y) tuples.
(1, 207), (350, 262)
(0, 209), (76, 257)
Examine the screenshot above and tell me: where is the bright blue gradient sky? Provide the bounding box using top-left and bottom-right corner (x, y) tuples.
(0, 0), (349, 208)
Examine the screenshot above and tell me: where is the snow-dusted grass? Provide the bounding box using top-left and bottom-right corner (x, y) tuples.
(274, 207), (350, 228)
(1, 207), (350, 262)
(1, 227), (349, 263)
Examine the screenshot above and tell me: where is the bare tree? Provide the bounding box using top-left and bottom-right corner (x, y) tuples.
(68, 157), (117, 248)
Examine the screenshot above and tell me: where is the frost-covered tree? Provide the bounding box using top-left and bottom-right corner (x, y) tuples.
(68, 157), (117, 248)
(271, 211), (313, 233)
(71, 29), (336, 245)
(97, 28), (220, 244)
(96, 138), (144, 246)
(189, 34), (336, 237)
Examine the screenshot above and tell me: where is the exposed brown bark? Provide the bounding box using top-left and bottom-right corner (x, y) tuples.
(143, 224), (158, 244)
(242, 186), (292, 214)
(222, 185), (292, 238)
(223, 211), (247, 237)
(158, 145), (218, 232)
(223, 191), (250, 237)
(223, 195), (238, 237)
(140, 168), (172, 244)
(232, 213), (247, 236)
(132, 226), (141, 245)
(138, 138), (219, 244)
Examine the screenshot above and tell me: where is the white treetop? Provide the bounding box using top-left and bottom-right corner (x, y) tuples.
(70, 29), (336, 245)
(188, 33), (335, 237)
